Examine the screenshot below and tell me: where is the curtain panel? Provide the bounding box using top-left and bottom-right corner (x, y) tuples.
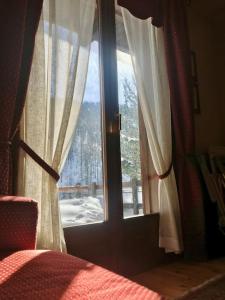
(163, 0), (205, 258)
(117, 0), (163, 26)
(0, 0), (43, 194)
(121, 8), (183, 253)
(119, 0), (205, 256)
(18, 0), (96, 251)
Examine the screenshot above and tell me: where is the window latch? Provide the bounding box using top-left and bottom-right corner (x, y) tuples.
(116, 113), (121, 131)
(119, 113), (122, 131)
(109, 113), (121, 133)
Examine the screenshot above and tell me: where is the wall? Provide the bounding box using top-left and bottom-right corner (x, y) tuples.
(64, 214), (177, 276)
(186, 5), (225, 260)
(187, 8), (225, 152)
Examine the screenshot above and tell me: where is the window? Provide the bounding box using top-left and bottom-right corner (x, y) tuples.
(58, 9), (105, 227)
(116, 12), (144, 218)
(58, 0), (151, 228)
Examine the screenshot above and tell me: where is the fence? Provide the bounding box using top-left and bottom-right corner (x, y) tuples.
(59, 177), (142, 215)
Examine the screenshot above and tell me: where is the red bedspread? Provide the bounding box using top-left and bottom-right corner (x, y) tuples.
(0, 250), (163, 300)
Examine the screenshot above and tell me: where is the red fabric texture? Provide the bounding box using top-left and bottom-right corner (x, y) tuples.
(163, 1), (205, 258)
(117, 0), (163, 27)
(0, 0), (43, 194)
(0, 196), (38, 251)
(0, 250), (163, 300)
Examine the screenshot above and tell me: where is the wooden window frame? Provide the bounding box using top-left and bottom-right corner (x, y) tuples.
(63, 0), (164, 276)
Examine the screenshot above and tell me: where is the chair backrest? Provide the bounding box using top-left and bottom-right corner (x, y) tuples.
(0, 196), (38, 251)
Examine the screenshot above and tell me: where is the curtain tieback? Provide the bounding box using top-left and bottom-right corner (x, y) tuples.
(0, 134), (60, 181)
(19, 140), (60, 182)
(158, 162), (173, 180)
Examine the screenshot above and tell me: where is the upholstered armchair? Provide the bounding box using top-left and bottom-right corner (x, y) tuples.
(0, 196), (38, 253)
(0, 196), (163, 299)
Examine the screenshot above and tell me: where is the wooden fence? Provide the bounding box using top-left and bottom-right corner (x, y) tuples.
(59, 178), (142, 215)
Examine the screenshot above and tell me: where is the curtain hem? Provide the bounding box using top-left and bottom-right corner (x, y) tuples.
(159, 236), (183, 253)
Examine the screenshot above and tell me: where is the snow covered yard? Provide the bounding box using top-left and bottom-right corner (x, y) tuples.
(59, 188), (143, 227)
(60, 197), (104, 227)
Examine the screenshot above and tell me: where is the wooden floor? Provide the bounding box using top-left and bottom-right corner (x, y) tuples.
(131, 258), (225, 299)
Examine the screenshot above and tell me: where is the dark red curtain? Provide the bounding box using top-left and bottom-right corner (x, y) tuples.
(117, 0), (163, 27)
(163, 0), (205, 258)
(0, 0), (43, 194)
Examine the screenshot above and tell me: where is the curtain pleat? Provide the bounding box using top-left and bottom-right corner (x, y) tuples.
(121, 8), (183, 253)
(18, 0), (96, 252)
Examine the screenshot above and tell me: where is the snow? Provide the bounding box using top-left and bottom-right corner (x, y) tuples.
(60, 196), (104, 227)
(121, 133), (138, 142)
(59, 188), (143, 227)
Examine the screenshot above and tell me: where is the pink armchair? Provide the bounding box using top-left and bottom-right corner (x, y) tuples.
(0, 196), (163, 300)
(0, 196), (38, 252)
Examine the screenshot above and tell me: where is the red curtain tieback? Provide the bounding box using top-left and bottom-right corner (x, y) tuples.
(148, 162), (173, 181)
(0, 137), (59, 182)
(158, 162), (173, 180)
(19, 140), (60, 182)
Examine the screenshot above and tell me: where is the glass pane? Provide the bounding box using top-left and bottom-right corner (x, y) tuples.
(115, 5), (143, 218)
(58, 10), (105, 227)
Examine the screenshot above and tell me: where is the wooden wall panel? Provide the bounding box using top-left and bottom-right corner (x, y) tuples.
(64, 214), (178, 276)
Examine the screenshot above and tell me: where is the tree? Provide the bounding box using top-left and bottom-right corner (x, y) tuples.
(120, 77), (141, 180)
(59, 76), (141, 195)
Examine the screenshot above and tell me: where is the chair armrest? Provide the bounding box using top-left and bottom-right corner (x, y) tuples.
(0, 196), (38, 251)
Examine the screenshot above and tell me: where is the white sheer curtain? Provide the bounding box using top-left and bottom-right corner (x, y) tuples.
(18, 0), (95, 251)
(121, 8), (183, 252)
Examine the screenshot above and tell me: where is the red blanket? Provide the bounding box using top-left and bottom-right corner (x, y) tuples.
(0, 250), (163, 299)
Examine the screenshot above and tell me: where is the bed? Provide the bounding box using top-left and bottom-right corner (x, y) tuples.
(0, 196), (163, 300)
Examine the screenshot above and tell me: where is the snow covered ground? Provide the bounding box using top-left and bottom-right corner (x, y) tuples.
(59, 189), (143, 227)
(60, 197), (104, 227)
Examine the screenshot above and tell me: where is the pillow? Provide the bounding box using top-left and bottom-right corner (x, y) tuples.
(0, 196), (38, 251)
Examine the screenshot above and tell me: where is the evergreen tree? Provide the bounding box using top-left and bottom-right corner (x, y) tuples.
(59, 76), (141, 195)
(120, 77), (141, 180)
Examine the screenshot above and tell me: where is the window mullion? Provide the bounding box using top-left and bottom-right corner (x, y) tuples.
(98, 0), (123, 225)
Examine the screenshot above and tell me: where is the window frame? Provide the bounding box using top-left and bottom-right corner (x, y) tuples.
(98, 0), (124, 225)
(59, 0), (153, 226)
(62, 0), (164, 275)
